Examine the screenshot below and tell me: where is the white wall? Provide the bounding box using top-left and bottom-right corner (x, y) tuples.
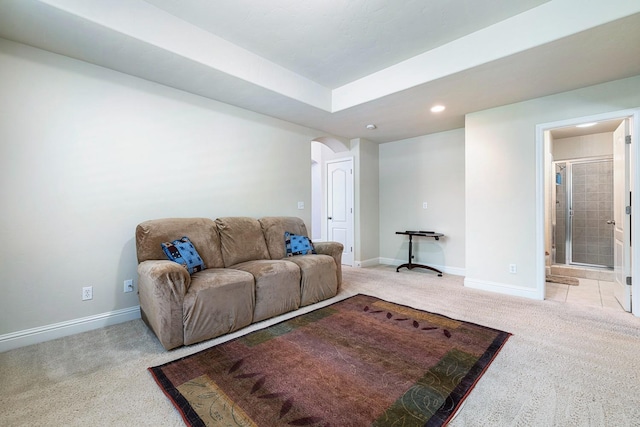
(0, 39), (323, 337)
(465, 75), (640, 296)
(311, 160), (322, 240)
(352, 138), (380, 266)
(3, 35), (639, 345)
(379, 129), (465, 274)
(553, 131), (613, 160)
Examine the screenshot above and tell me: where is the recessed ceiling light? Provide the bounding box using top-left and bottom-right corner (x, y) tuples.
(430, 105), (446, 113)
(576, 122), (597, 128)
(365, 124), (377, 130)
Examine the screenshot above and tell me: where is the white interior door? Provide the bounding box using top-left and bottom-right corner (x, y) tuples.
(613, 118), (631, 312)
(327, 159), (354, 266)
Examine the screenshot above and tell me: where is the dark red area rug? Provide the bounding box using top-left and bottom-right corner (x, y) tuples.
(149, 294), (511, 426)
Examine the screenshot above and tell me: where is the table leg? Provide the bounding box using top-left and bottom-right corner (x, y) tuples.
(396, 234), (443, 276)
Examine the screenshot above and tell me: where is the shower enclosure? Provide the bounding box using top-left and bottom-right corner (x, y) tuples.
(553, 157), (614, 269)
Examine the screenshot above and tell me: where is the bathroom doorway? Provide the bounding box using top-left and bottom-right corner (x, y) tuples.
(538, 109), (639, 315)
(542, 115), (632, 312)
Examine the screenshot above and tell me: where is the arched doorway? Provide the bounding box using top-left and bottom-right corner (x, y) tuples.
(311, 137), (354, 266)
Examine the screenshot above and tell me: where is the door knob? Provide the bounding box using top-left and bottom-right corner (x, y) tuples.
(606, 220), (615, 225)
(327, 216), (332, 220)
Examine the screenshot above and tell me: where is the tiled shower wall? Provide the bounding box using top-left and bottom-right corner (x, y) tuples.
(571, 160), (613, 267)
(555, 159), (613, 268)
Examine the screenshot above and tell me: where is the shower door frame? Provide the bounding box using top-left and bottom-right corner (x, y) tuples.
(553, 156), (613, 269)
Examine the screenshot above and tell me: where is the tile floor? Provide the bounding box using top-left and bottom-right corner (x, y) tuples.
(545, 277), (623, 311)
(545, 265), (624, 311)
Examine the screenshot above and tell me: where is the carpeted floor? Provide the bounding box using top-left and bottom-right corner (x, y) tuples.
(1, 266), (640, 426)
(150, 294), (510, 426)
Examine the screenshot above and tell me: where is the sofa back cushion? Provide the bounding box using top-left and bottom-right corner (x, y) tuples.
(136, 218), (225, 268)
(259, 217), (309, 260)
(215, 217), (270, 267)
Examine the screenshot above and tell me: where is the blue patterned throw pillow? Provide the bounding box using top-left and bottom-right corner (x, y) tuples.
(161, 236), (205, 274)
(284, 231), (317, 256)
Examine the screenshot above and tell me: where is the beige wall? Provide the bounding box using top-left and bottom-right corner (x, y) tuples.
(0, 39), (323, 335)
(379, 129), (465, 274)
(3, 35), (639, 342)
(352, 138), (380, 265)
(465, 75), (640, 295)
(553, 132), (613, 160)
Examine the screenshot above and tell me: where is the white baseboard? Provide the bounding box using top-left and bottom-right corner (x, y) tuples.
(0, 306), (141, 353)
(353, 258), (380, 268)
(378, 257), (466, 276)
(464, 278), (543, 300)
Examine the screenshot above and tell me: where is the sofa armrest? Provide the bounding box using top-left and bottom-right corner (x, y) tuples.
(314, 242), (344, 288)
(137, 260), (191, 350)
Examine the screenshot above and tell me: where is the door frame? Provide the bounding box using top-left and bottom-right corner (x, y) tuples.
(326, 157), (354, 267)
(535, 108), (640, 315)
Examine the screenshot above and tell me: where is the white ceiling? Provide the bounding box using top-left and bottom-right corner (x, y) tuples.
(0, 0), (639, 144)
(144, 0), (550, 88)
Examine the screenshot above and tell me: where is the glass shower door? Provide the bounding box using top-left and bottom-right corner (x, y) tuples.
(569, 159), (613, 268)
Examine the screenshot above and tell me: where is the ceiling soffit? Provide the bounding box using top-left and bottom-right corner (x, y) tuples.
(144, 0), (552, 88)
(0, 0), (638, 142)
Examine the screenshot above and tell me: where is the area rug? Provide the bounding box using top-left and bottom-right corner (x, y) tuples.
(149, 294), (511, 426)
(546, 275), (579, 286)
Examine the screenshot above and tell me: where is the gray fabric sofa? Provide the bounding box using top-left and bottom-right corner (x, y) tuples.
(135, 216), (343, 350)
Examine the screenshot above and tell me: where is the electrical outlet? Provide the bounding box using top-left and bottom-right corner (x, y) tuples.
(509, 264), (517, 274)
(82, 286), (93, 301)
(422, 202), (428, 209)
(124, 279), (134, 293)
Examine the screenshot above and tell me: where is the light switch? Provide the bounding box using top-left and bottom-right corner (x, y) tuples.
(297, 201), (304, 210)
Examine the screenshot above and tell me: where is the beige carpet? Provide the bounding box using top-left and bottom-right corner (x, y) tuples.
(1, 266), (640, 426)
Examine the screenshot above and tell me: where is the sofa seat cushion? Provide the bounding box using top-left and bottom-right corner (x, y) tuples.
(232, 260), (301, 322)
(285, 254), (338, 306)
(183, 268), (255, 346)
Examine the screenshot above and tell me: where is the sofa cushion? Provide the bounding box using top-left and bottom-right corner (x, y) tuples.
(285, 254), (338, 306)
(259, 216), (310, 259)
(285, 232), (316, 256)
(183, 268), (255, 346)
(161, 237), (205, 274)
(231, 259), (301, 322)
(136, 218), (225, 268)
(216, 217), (270, 267)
